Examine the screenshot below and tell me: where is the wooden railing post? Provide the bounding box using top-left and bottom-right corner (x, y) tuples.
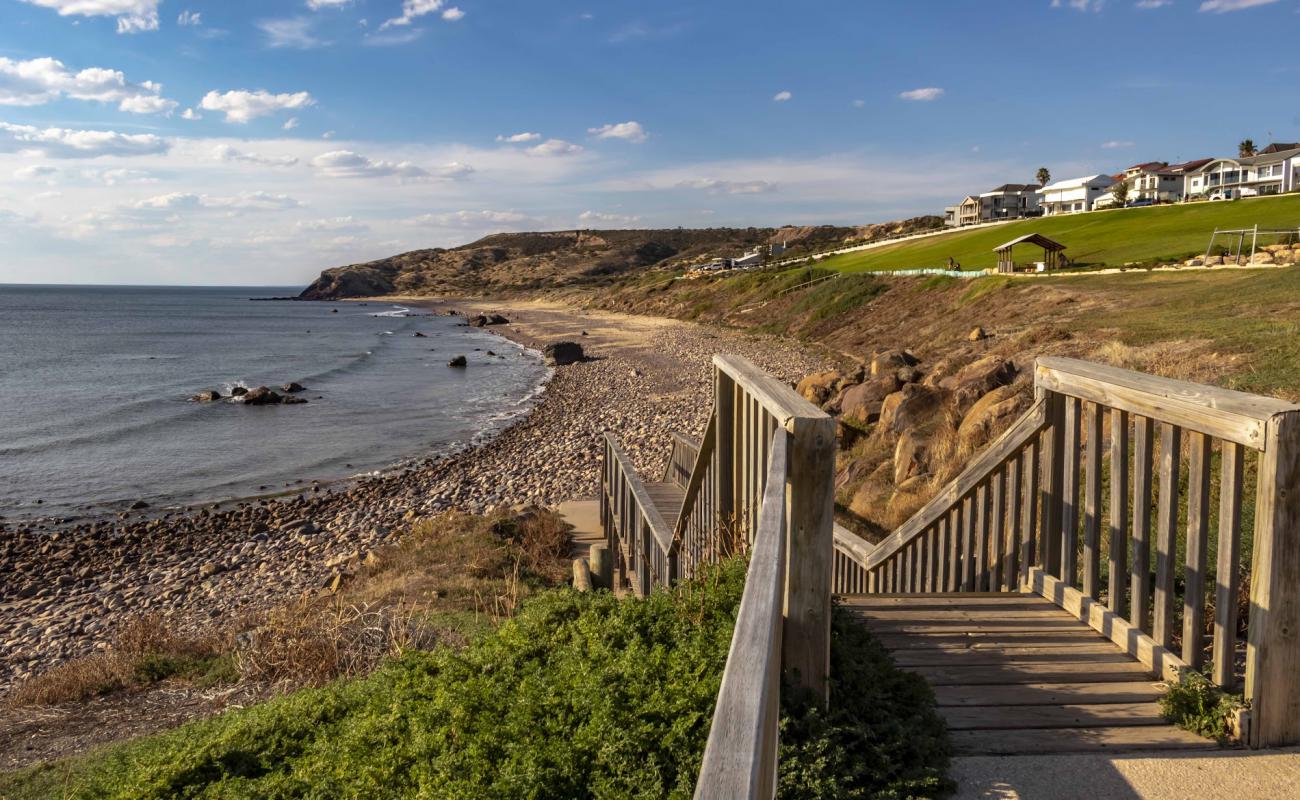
(1040, 389), (1066, 578)
(1246, 409), (1300, 747)
(783, 415), (836, 703)
(715, 366), (736, 536)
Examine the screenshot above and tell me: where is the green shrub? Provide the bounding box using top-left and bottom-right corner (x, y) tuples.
(1, 561), (950, 799)
(1159, 670), (1243, 743)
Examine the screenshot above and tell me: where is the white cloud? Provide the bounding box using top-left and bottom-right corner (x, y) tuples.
(0, 57), (177, 114)
(1051, 0), (1106, 10)
(309, 150), (473, 180)
(578, 210), (640, 226)
(125, 191), (301, 217)
(526, 138), (584, 157)
(588, 121), (648, 143)
(1135, 0), (1172, 7)
(14, 164), (57, 180)
(257, 18), (326, 48)
(283, 117), (300, 131)
(496, 132), (542, 143)
(177, 9), (200, 25)
(0, 122), (169, 158)
(442, 7), (465, 20)
(83, 167), (156, 185)
(1199, 0), (1278, 11)
(199, 89), (315, 123)
(407, 209), (535, 228)
(677, 178), (776, 195)
(18, 0), (160, 33)
(296, 216), (368, 233)
(212, 144), (300, 167)
(772, 90), (792, 102)
(899, 87), (944, 101)
(381, 0), (445, 29)
(306, 0), (351, 8)
(181, 108), (202, 120)
(1101, 140), (1135, 149)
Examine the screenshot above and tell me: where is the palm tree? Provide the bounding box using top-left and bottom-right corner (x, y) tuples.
(1239, 139), (1257, 158)
(1036, 167), (1051, 186)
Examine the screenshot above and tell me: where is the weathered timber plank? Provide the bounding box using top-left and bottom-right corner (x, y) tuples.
(893, 649), (1135, 667)
(933, 681), (1166, 707)
(1035, 356), (1298, 450)
(941, 702), (1167, 731)
(912, 660), (1151, 686)
(949, 724), (1217, 756)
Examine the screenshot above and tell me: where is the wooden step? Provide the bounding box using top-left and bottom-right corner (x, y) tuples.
(941, 702), (1167, 731)
(914, 659), (1152, 686)
(874, 629), (1108, 650)
(894, 647), (1132, 667)
(933, 680), (1167, 707)
(948, 725), (1218, 756)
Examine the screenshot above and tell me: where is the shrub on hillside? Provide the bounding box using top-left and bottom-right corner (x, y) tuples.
(2, 560), (950, 799)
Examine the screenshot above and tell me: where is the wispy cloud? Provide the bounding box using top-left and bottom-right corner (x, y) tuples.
(199, 90), (315, 124)
(772, 90), (792, 103)
(588, 121), (648, 143)
(899, 87), (944, 102)
(17, 0), (160, 33)
(496, 132), (542, 143)
(257, 17), (327, 49)
(0, 122), (169, 158)
(1101, 139), (1135, 149)
(1198, 0), (1279, 11)
(526, 138), (584, 157)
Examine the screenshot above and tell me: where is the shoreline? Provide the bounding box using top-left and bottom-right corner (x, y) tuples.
(0, 299), (834, 698)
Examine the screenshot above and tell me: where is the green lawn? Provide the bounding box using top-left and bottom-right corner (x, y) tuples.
(818, 195), (1300, 273)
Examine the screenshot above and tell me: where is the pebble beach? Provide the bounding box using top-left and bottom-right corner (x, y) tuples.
(0, 301), (832, 694)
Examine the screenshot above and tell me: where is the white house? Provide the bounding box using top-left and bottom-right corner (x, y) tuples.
(978, 184), (1041, 221)
(1038, 175), (1117, 215)
(730, 250), (763, 269)
(1182, 144), (1300, 199)
(1121, 161), (1191, 203)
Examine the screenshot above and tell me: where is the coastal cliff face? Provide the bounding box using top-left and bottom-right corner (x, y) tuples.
(299, 219), (942, 300)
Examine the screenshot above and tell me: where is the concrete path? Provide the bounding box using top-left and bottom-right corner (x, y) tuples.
(950, 748), (1300, 799)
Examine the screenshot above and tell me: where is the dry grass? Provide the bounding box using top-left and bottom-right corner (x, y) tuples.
(8, 616), (227, 707)
(9, 508), (573, 706)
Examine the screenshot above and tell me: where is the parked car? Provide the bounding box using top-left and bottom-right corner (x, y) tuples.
(1125, 199), (1155, 208)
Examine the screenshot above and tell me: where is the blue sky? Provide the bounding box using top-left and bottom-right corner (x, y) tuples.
(0, 0), (1298, 285)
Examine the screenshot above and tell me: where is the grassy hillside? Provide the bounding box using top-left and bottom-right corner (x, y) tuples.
(817, 195), (1300, 273)
(0, 560), (951, 800)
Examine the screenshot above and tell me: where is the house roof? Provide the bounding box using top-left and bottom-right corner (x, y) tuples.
(994, 233), (1066, 253)
(1260, 142), (1300, 155)
(1168, 158), (1213, 173)
(1039, 174), (1115, 192)
(982, 183), (1040, 195)
(1125, 161), (1169, 174)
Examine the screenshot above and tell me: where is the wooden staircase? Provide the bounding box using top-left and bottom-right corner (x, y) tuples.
(593, 354), (1300, 798)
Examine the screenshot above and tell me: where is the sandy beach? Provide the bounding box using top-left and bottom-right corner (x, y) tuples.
(0, 300), (834, 697)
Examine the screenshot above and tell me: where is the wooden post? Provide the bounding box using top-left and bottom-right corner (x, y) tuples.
(1041, 391), (1066, 577)
(784, 416), (837, 703)
(1108, 409), (1130, 617)
(1131, 416), (1155, 633)
(589, 543), (612, 591)
(715, 367), (736, 535)
(1246, 410), (1300, 747)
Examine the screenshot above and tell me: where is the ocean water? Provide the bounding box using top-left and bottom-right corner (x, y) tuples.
(0, 285), (549, 521)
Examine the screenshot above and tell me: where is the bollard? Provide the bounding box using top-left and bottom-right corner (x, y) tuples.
(572, 558), (592, 592)
(589, 544), (612, 590)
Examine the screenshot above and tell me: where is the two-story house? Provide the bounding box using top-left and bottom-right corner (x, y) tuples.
(1038, 175), (1117, 215)
(1183, 144), (1300, 199)
(979, 184), (1041, 221)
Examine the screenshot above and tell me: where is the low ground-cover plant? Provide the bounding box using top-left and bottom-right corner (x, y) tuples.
(2, 559), (951, 799)
(1159, 670), (1244, 743)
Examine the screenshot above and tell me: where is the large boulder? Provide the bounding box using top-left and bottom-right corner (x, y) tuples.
(943, 355), (1016, 410)
(958, 385), (1024, 447)
(469, 313), (510, 327)
(447, 355), (468, 367)
(839, 375), (902, 424)
(240, 386), (282, 405)
(796, 370), (840, 406)
(893, 429), (930, 485)
(543, 342), (585, 366)
(190, 389), (222, 402)
(870, 349), (917, 377)
(878, 383), (941, 434)
(281, 382), (305, 393)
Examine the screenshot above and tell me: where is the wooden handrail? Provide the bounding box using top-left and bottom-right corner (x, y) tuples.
(866, 398), (1049, 569)
(672, 414), (716, 545)
(695, 430), (787, 799)
(1036, 356), (1298, 449)
(604, 435), (674, 552)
